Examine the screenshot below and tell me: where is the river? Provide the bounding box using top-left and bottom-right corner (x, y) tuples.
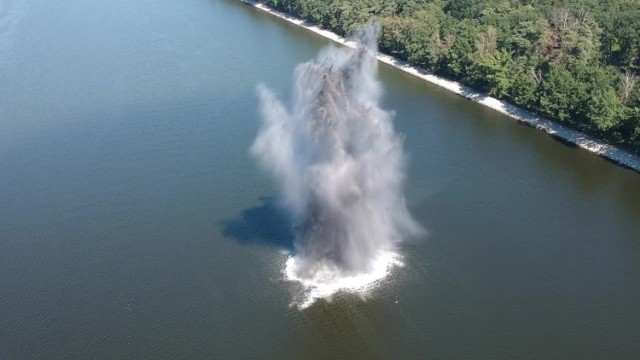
(1, 0), (639, 358)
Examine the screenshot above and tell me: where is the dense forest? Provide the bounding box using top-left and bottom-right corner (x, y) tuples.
(257, 0), (640, 153)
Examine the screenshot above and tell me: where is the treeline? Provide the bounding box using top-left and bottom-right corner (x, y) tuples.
(258, 0), (640, 153)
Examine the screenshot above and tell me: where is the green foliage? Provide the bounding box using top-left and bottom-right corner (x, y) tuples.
(259, 0), (640, 153)
(468, 49), (515, 98)
(510, 64), (539, 108)
(539, 65), (582, 124)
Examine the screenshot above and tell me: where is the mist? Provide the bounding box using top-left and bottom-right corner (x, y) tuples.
(251, 24), (422, 307)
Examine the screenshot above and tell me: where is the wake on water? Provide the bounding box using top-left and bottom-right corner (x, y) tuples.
(251, 24), (422, 309)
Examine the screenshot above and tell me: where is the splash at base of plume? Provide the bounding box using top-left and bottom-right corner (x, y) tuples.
(252, 24), (422, 309)
(284, 250), (403, 309)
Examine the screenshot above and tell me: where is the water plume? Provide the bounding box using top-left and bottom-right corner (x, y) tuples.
(251, 24), (422, 308)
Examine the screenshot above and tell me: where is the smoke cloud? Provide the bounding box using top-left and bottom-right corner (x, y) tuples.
(251, 24), (422, 308)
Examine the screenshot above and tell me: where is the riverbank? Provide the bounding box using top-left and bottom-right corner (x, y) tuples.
(241, 0), (640, 173)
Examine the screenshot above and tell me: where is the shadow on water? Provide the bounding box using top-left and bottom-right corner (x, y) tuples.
(221, 197), (295, 250)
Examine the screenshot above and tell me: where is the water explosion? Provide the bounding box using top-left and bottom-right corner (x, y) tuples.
(251, 25), (422, 308)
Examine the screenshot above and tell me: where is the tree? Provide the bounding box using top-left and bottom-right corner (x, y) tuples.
(620, 70), (638, 105)
(379, 16), (411, 59)
(258, 0), (640, 151)
(538, 65), (582, 124)
(474, 26), (497, 58)
(404, 8), (442, 69)
(468, 49), (515, 98)
(510, 63), (540, 108)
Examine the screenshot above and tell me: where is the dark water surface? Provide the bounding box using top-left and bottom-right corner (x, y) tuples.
(1, 0), (639, 358)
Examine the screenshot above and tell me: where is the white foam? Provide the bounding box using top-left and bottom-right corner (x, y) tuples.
(284, 250), (403, 309)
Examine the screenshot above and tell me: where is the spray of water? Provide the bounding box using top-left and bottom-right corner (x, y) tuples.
(251, 24), (422, 308)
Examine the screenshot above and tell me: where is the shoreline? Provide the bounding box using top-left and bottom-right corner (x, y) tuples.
(242, 0), (640, 173)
